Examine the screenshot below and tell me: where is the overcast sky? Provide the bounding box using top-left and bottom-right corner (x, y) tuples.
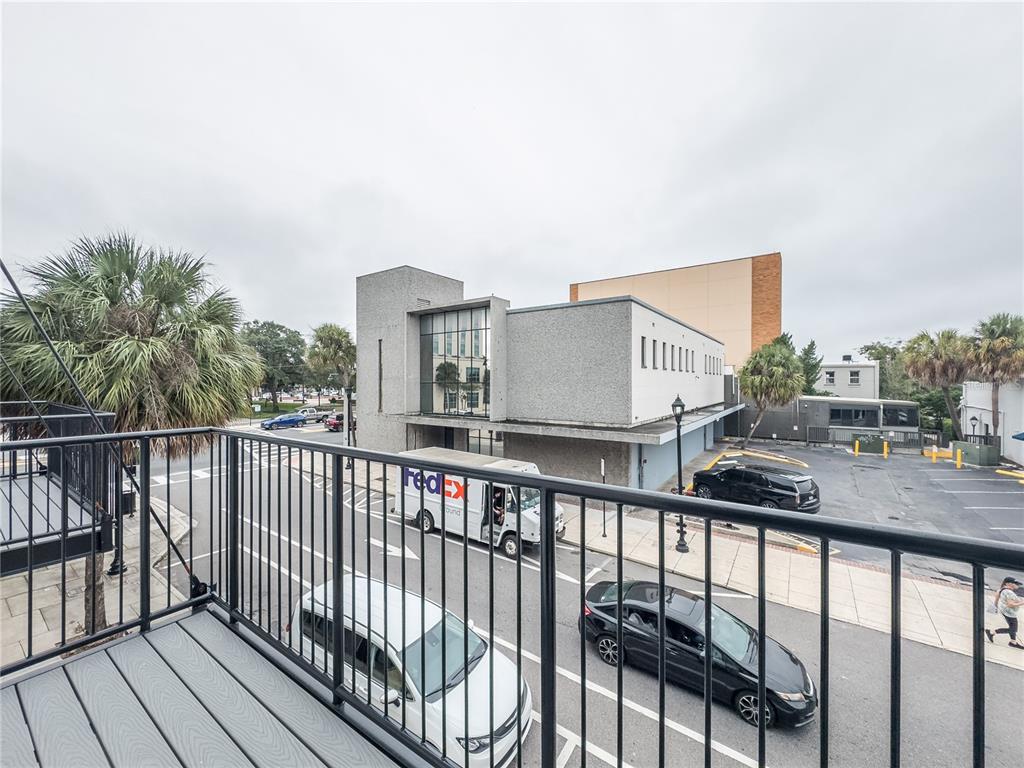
(3, 3), (1021, 358)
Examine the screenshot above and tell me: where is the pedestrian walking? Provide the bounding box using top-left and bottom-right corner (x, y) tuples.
(985, 576), (1024, 649)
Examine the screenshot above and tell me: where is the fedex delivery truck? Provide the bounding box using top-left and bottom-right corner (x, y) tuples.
(393, 447), (566, 559)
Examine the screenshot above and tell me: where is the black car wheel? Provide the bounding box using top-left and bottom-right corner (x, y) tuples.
(417, 510), (434, 534)
(695, 484), (713, 499)
(759, 500), (779, 509)
(596, 635), (620, 666)
(501, 533), (519, 559)
(735, 691), (774, 727)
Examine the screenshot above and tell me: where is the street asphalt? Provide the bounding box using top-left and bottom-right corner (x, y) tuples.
(145, 425), (1023, 768)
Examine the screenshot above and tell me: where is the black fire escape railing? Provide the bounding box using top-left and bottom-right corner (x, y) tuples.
(2, 426), (1022, 768)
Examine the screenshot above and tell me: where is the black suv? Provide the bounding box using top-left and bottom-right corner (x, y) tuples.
(580, 580), (818, 727)
(690, 464), (820, 513)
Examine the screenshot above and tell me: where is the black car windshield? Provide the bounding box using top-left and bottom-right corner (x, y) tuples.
(695, 603), (756, 661)
(405, 614), (487, 700)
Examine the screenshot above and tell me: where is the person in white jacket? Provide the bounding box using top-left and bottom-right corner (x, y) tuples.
(986, 576), (1024, 649)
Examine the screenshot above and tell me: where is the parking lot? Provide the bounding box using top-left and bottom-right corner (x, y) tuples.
(735, 442), (1024, 586)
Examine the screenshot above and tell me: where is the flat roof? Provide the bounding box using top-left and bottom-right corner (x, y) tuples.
(399, 446), (534, 472)
(800, 395), (917, 406)
(821, 361), (878, 368)
(570, 252), (781, 287)
(508, 295), (724, 345)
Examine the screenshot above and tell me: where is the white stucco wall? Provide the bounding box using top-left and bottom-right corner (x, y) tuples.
(962, 380), (1024, 465)
(817, 361), (880, 399)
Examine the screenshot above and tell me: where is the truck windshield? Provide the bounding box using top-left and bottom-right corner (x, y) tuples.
(515, 488), (540, 512)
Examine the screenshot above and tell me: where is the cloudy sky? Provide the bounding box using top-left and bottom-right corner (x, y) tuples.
(3, 2), (1021, 357)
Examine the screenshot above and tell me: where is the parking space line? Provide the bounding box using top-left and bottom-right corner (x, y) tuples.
(554, 737), (576, 768)
(492, 637), (761, 767)
(938, 490), (1024, 494)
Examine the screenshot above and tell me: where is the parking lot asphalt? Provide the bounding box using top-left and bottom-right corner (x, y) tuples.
(729, 442), (1024, 586)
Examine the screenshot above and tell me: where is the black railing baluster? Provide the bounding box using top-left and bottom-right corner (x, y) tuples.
(338, 451), (347, 695)
(488, 480), (495, 768)
(332, 453), (343, 706)
(419, 466), (426, 743)
(91, 443), (99, 631)
(226, 436), (239, 624)
(972, 563), (985, 768)
(757, 527), (767, 768)
(209, 438), (214, 595)
(166, 439), (171, 607)
(323, 452), (328, 675)
(515, 485), (523, 768)
(440, 470), (447, 761)
(616, 501), (623, 768)
(658, 507), (666, 768)
(258, 438), (263, 629)
(579, 496), (587, 768)
(277, 444), (282, 642)
(539, 487), (558, 768)
(891, 550), (902, 768)
(399, 464), (407, 733)
(287, 446), (293, 649)
(117, 442), (124, 626)
(140, 436), (152, 631)
(60, 446), (68, 644)
(350, 457), (357, 695)
(298, 447), (304, 661)
(704, 516), (713, 768)
(26, 448), (33, 657)
(462, 474), (468, 768)
(383, 464), (391, 712)
(188, 435), (193, 577)
(364, 460), (371, 706)
(820, 536), (830, 768)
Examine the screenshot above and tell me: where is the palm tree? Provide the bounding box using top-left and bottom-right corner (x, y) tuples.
(1, 233), (263, 632)
(969, 313), (1024, 441)
(903, 329), (971, 441)
(308, 322), (356, 390)
(738, 342), (805, 447)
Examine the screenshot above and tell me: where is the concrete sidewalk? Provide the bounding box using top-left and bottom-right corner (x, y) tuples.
(562, 507), (1024, 671)
(0, 497), (192, 666)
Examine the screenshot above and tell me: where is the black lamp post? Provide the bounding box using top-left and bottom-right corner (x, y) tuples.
(970, 415), (979, 436)
(672, 395), (689, 553)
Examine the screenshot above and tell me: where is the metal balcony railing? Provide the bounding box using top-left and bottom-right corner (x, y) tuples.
(2, 426), (1022, 768)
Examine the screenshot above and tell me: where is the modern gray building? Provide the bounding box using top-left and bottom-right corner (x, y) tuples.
(355, 266), (742, 488)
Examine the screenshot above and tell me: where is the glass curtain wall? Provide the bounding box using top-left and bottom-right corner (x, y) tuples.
(420, 307), (491, 417)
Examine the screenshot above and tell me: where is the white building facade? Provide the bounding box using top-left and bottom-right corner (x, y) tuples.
(816, 360), (880, 399)
(961, 380), (1024, 465)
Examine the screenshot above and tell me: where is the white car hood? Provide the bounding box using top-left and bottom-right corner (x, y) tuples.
(442, 645), (524, 737)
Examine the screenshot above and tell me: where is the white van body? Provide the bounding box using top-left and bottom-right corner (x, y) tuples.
(288, 577), (532, 767)
(394, 447), (566, 559)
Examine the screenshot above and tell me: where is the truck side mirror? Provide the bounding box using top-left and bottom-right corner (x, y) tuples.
(379, 689), (401, 707)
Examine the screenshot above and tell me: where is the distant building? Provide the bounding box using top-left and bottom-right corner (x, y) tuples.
(355, 266), (742, 488)
(569, 252), (782, 368)
(961, 380), (1023, 464)
(816, 357), (880, 399)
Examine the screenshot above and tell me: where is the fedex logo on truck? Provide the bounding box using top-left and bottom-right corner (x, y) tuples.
(403, 468), (465, 500)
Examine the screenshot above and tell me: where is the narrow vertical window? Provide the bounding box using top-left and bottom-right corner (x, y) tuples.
(641, 336), (647, 368)
(653, 339), (658, 369)
(377, 338), (383, 412)
(671, 345), (675, 371)
(662, 342), (667, 371)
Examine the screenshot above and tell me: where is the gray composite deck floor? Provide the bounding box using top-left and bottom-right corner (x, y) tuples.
(0, 473), (90, 543)
(0, 611), (397, 768)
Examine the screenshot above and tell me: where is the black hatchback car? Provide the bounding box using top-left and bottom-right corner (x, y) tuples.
(579, 580), (817, 727)
(690, 464), (820, 513)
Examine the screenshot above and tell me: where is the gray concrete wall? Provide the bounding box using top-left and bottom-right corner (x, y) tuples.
(502, 432), (633, 486)
(505, 301), (632, 426)
(356, 267), (464, 452)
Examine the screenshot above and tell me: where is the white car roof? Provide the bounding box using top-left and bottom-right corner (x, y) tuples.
(400, 446), (538, 473)
(301, 576), (445, 650)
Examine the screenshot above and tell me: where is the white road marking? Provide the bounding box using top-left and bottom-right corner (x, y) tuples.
(938, 490), (1024, 494)
(991, 527), (1024, 530)
(529, 710), (625, 768)
(967, 507), (1024, 511)
(492, 636), (762, 768)
(585, 566), (603, 582)
(934, 478), (1022, 482)
(554, 737), (577, 768)
(368, 536), (420, 561)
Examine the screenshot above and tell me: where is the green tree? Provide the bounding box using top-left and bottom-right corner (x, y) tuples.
(0, 232), (262, 632)
(969, 313), (1024, 440)
(241, 320), (307, 409)
(308, 323), (356, 391)
(435, 361), (460, 408)
(798, 340), (823, 395)
(903, 330), (971, 441)
(859, 340), (918, 401)
(770, 332), (795, 353)
(738, 341), (805, 447)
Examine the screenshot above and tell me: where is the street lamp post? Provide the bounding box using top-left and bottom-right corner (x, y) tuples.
(672, 396), (689, 553)
(970, 415), (979, 437)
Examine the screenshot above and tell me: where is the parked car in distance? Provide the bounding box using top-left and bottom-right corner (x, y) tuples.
(296, 406), (331, 423)
(689, 464), (820, 513)
(580, 579), (817, 728)
(289, 577), (532, 767)
(324, 413), (342, 432)
(260, 413), (306, 430)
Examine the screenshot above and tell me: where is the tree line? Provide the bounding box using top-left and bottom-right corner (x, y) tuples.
(738, 314), (1024, 446)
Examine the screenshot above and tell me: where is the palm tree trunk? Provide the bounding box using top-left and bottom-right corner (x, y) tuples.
(942, 386), (964, 442)
(740, 409), (765, 448)
(991, 380), (1000, 440)
(270, 386), (279, 411)
(83, 550), (107, 634)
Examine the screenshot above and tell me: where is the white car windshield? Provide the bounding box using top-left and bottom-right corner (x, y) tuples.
(405, 614), (487, 700)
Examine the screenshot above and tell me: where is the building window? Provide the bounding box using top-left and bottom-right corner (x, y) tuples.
(662, 342), (667, 371)
(883, 405), (919, 428)
(641, 336), (647, 368)
(377, 339), (383, 413)
(419, 307), (490, 417)
(653, 339), (658, 369)
(671, 345), (675, 371)
(849, 370), (860, 386)
(824, 370), (835, 386)
(829, 407), (879, 428)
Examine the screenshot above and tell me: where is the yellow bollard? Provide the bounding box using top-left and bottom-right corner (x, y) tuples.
(931, 445), (937, 463)
(854, 440), (860, 457)
(956, 448), (963, 469)
(883, 441), (889, 459)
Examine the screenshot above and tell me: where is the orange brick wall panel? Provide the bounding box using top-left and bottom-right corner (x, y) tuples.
(750, 252), (782, 351)
(569, 283), (579, 302)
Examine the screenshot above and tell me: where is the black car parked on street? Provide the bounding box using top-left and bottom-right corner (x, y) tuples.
(579, 580), (817, 728)
(690, 464), (820, 513)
